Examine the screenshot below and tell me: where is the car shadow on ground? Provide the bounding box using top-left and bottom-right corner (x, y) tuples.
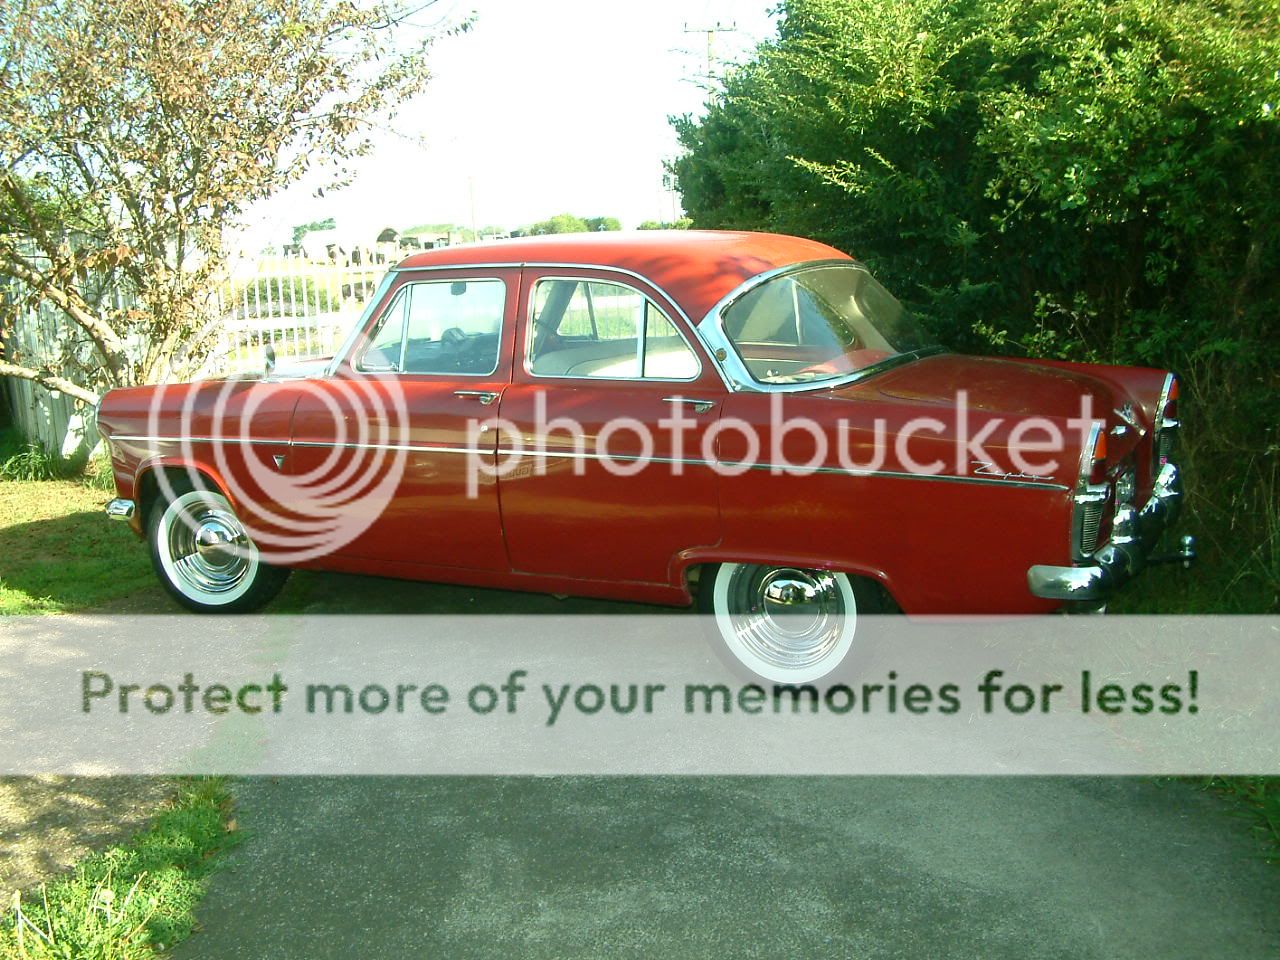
(0, 488), (659, 617)
(269, 568), (658, 616)
(0, 502), (154, 613)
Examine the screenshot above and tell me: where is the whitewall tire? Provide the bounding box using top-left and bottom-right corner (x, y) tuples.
(147, 483), (289, 613)
(698, 562), (882, 684)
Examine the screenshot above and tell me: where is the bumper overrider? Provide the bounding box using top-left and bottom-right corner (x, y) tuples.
(106, 499), (136, 521)
(1028, 463), (1194, 602)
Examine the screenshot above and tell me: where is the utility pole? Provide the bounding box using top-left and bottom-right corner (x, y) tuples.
(468, 176), (478, 243)
(683, 20), (737, 78)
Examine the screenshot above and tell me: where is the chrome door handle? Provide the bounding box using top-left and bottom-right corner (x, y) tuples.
(662, 397), (716, 414)
(454, 390), (499, 405)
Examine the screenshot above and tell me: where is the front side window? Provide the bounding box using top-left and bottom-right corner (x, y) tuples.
(719, 264), (940, 386)
(527, 278), (699, 380)
(358, 278), (505, 375)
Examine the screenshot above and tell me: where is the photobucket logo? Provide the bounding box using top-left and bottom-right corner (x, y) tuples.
(144, 372), (411, 564)
(464, 390), (1101, 497)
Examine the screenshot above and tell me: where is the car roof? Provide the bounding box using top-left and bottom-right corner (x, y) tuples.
(394, 230), (852, 322)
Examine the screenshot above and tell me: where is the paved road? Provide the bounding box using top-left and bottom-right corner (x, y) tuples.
(176, 779), (1279, 958)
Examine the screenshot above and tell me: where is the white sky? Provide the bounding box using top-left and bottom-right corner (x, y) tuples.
(238, 0), (777, 250)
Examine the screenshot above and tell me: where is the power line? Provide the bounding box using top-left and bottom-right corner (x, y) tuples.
(682, 20), (737, 78)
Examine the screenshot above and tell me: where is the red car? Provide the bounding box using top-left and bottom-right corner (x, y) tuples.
(98, 231), (1193, 682)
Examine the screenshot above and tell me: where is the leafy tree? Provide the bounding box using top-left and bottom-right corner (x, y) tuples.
(0, 0), (464, 404)
(528, 214), (591, 235)
(519, 214), (622, 235)
(637, 219), (693, 230)
(291, 218), (337, 245)
(674, 0), (1278, 362)
(674, 0), (1280, 609)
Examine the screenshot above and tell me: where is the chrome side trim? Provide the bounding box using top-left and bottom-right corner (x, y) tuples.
(100, 434), (1067, 489)
(496, 451), (1064, 489)
(111, 434), (286, 446)
(389, 260), (735, 389)
(290, 441), (481, 454)
(106, 499), (135, 521)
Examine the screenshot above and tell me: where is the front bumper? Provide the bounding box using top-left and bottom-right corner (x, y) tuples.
(1028, 463), (1189, 602)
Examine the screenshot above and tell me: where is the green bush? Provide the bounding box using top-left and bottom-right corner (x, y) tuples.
(673, 0), (1279, 611)
(234, 275), (334, 318)
(0, 442), (64, 482)
(83, 451), (117, 491)
(0, 432), (118, 489)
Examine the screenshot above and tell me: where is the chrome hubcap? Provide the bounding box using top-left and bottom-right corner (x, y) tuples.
(167, 502), (252, 595)
(725, 565), (848, 671)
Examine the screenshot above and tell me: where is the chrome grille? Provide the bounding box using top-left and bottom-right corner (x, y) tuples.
(1079, 500), (1104, 556)
(1157, 430), (1175, 466)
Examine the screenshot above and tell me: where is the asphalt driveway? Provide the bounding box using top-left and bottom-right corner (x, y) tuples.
(72, 570), (1280, 957)
(174, 774), (1278, 959)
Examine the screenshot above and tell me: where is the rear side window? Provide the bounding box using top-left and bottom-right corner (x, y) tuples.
(527, 278), (699, 380)
(359, 279), (506, 375)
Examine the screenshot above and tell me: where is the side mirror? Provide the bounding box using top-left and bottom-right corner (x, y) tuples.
(264, 343), (276, 375)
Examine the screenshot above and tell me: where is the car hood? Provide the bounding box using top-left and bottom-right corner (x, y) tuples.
(223, 355), (333, 381)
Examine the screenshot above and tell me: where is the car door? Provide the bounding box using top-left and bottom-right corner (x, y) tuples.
(286, 268), (518, 570)
(496, 267), (724, 584)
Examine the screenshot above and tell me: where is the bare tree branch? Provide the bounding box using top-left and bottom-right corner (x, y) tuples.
(0, 360), (100, 405)
(0, 249), (129, 371)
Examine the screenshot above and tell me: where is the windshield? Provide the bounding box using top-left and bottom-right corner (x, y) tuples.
(718, 264), (941, 386)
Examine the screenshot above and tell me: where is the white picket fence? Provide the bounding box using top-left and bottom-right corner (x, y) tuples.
(209, 253), (387, 374)
(1, 254), (389, 456)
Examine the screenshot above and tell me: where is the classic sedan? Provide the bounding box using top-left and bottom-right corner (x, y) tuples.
(97, 231), (1194, 682)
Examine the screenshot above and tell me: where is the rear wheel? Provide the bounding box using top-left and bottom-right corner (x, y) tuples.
(147, 480), (289, 613)
(697, 562), (884, 684)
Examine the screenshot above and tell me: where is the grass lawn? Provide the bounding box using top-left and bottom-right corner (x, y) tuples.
(0, 480), (154, 615)
(0, 479), (241, 957)
(0, 778), (238, 959)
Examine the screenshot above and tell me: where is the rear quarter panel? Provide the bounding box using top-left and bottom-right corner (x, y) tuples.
(698, 392), (1075, 614)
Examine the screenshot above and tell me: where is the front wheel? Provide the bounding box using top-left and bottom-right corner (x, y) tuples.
(147, 483), (289, 613)
(697, 562), (884, 684)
